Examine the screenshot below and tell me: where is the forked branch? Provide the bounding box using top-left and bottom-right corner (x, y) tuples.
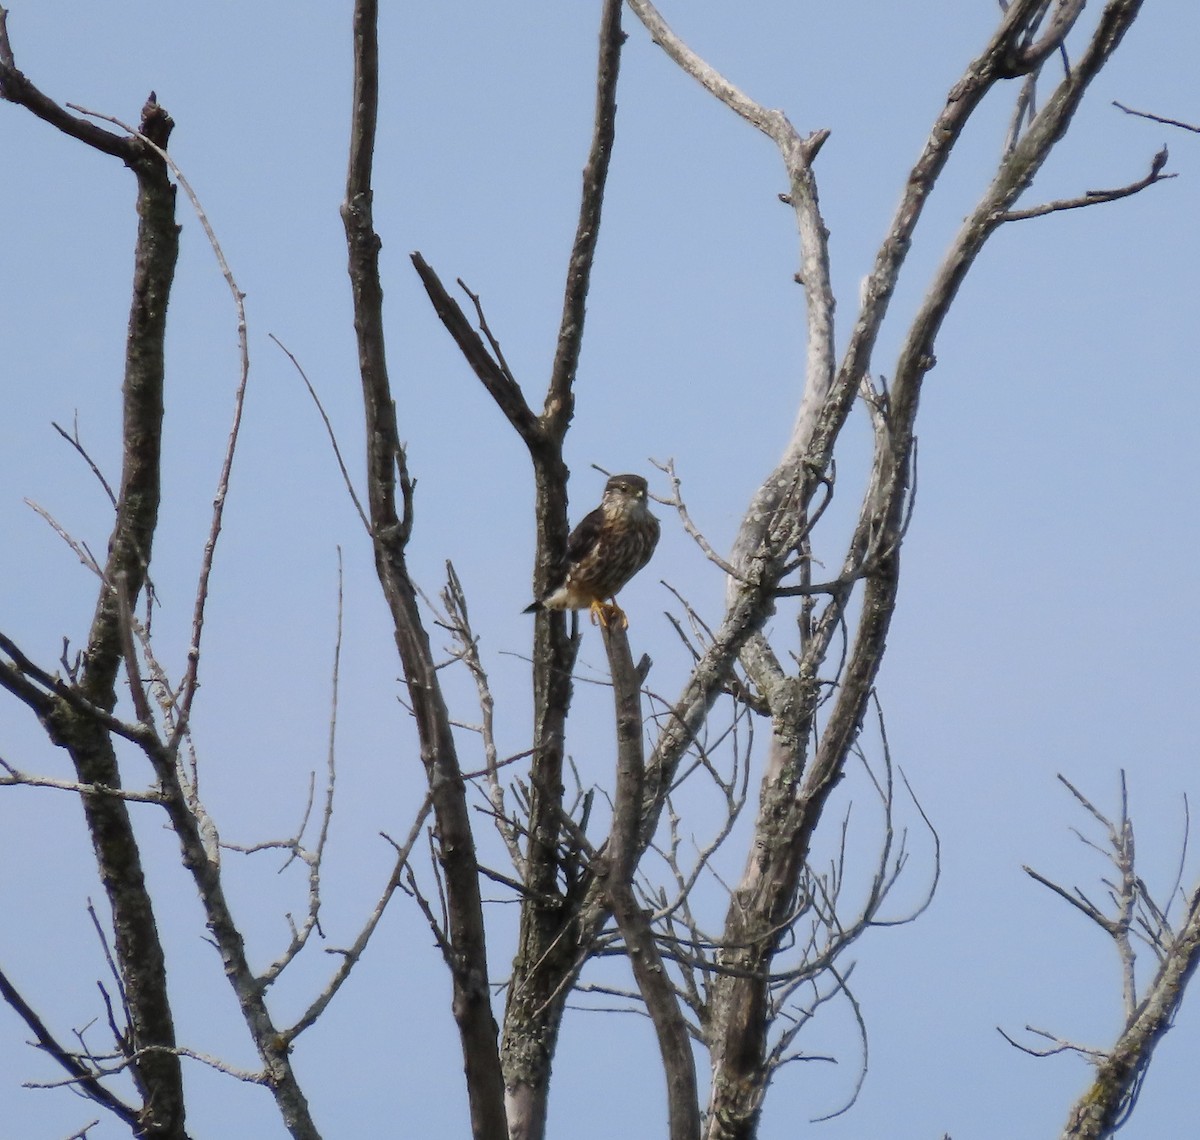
(1013, 774), (1200, 1139)
(998, 145), (1172, 220)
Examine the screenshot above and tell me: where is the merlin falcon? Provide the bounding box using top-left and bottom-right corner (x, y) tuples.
(524, 474), (660, 628)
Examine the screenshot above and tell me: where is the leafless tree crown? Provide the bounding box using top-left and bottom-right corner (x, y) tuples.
(1, 3), (1193, 1140)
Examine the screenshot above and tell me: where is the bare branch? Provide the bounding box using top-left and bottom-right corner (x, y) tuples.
(626, 0), (798, 141)
(344, 5), (507, 1134)
(28, 1042), (269, 1089)
(999, 1022), (1106, 1061)
(1010, 772), (1200, 1138)
(600, 621), (700, 1140)
(0, 759), (164, 803)
(800, 966), (870, 1123)
(0, 964), (141, 1131)
(271, 333), (370, 532)
(115, 573), (155, 728)
(1025, 864), (1112, 927)
(255, 551), (347, 987)
(544, 0), (624, 433)
(59, 98), (255, 756)
(51, 417), (118, 507)
(1113, 100), (1200, 134)
(59, 1119), (101, 1140)
(85, 900), (133, 1061)
(23, 499), (106, 580)
(441, 562), (525, 874)
(284, 792), (434, 1042)
(632, 0), (835, 472)
(411, 252), (543, 450)
(458, 279), (521, 390)
(998, 146), (1172, 221)
(0, 9), (138, 160)
(93, 109), (247, 748)
(1009, 0), (1088, 72)
(652, 458), (745, 580)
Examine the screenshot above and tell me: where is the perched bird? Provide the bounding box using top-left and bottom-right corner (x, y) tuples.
(525, 474), (660, 628)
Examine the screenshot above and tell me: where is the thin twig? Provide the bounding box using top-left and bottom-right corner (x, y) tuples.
(23, 500), (105, 579)
(67, 102), (254, 749)
(1113, 100), (1200, 134)
(270, 333), (370, 531)
(257, 551), (345, 986)
(51, 416), (117, 506)
(440, 562), (526, 874)
(651, 458), (744, 579)
(0, 965), (141, 1129)
(284, 791), (434, 1042)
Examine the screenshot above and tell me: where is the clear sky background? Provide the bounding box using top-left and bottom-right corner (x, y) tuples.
(1, 2), (1198, 1138)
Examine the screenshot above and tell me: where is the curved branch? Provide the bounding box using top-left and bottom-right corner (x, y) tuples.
(0, 8), (135, 160)
(625, 2), (837, 572)
(998, 145), (1172, 220)
(68, 111), (254, 747)
(830, 0), (1067, 461)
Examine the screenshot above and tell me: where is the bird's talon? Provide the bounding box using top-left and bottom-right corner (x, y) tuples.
(597, 601), (628, 630)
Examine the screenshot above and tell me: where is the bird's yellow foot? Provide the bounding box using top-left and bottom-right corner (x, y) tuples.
(590, 599), (628, 629)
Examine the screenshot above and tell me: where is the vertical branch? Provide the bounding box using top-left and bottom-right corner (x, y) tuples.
(602, 623), (700, 1140)
(166, 159), (250, 745)
(407, 4), (628, 1110)
(342, 3), (507, 1138)
(703, 689), (812, 1139)
(542, 0), (622, 431)
(61, 100), (255, 750)
(0, 34), (188, 1128)
(502, 5), (626, 1139)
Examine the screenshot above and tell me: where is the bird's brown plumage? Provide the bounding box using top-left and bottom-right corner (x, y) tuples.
(525, 474), (659, 627)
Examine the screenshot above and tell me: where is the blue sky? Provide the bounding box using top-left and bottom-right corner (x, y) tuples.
(2, 3), (1198, 1137)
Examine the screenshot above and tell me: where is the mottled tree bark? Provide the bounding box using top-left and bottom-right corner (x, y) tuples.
(0, 30), (189, 1133)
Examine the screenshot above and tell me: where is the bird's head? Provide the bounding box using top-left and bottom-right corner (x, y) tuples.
(602, 473), (651, 515)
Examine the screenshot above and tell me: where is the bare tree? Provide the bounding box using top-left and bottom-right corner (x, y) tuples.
(0, 2), (1191, 1140)
(1002, 776), (1200, 1139)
